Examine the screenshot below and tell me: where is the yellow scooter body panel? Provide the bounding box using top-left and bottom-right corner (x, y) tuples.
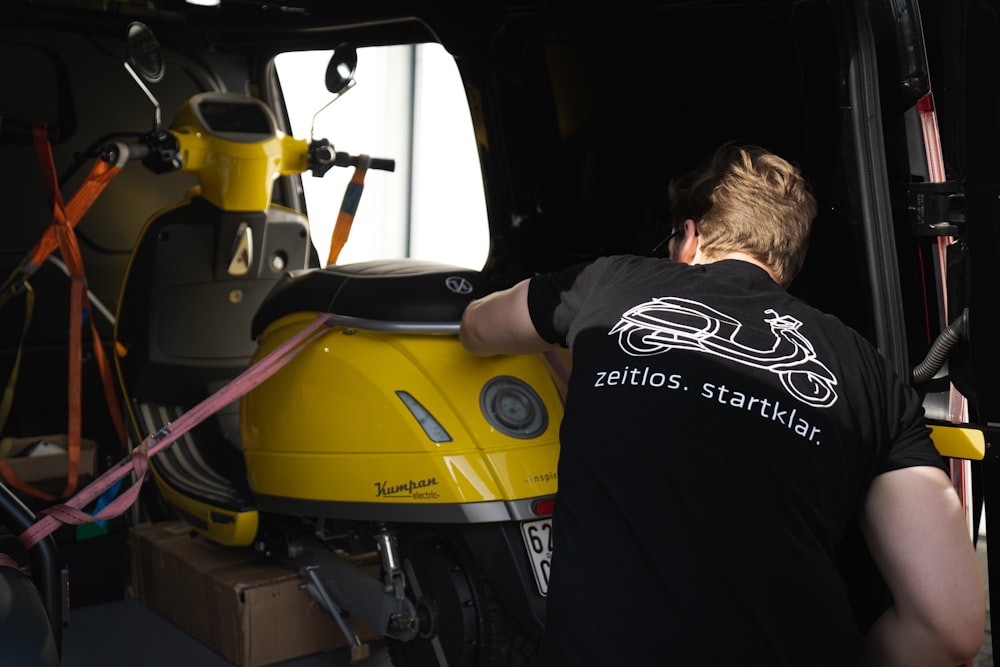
(170, 92), (309, 212)
(241, 312), (562, 504)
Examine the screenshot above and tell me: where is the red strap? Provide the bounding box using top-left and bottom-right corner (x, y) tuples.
(90, 312), (128, 450)
(6, 127), (129, 501)
(326, 156), (370, 265)
(0, 460), (58, 502)
(66, 273), (83, 497)
(24, 127), (122, 271)
(18, 313), (333, 549)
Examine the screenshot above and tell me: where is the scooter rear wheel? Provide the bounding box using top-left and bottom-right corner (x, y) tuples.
(386, 526), (513, 666)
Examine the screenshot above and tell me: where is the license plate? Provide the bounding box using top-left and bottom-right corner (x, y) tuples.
(521, 518), (553, 596)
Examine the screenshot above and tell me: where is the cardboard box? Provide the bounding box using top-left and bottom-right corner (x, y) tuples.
(0, 434), (97, 494)
(130, 521), (381, 667)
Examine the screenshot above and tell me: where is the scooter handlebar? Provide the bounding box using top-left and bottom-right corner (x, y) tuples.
(334, 152), (396, 172)
(99, 129), (181, 173)
(309, 139), (395, 177)
(100, 141), (149, 164)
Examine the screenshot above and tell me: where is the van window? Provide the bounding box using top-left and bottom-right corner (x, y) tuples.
(275, 44), (489, 270)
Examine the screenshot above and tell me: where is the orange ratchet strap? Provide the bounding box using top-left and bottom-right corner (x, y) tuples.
(326, 155), (370, 266)
(0, 125), (128, 501)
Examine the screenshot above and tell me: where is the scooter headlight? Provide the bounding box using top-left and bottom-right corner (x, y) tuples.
(480, 376), (548, 439)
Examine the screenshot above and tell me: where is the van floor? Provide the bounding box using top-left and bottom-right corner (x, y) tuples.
(57, 534), (994, 667)
(61, 598), (392, 666)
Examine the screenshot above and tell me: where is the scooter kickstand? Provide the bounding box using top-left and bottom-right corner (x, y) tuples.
(302, 565), (371, 663)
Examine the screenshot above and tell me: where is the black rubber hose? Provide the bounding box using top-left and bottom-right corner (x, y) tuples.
(912, 308), (970, 384)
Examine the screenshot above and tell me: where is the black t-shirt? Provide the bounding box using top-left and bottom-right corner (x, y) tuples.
(527, 256), (945, 666)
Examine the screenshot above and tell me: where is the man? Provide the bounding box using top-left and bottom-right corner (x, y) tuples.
(460, 145), (984, 665)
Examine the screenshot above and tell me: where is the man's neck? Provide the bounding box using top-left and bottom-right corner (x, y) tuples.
(691, 249), (781, 285)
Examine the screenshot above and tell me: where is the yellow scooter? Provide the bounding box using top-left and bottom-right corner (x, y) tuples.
(111, 23), (561, 665)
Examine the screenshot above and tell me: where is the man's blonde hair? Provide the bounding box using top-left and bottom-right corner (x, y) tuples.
(668, 144), (816, 286)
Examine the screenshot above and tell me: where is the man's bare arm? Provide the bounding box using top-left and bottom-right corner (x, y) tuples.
(459, 279), (556, 357)
(860, 465), (985, 666)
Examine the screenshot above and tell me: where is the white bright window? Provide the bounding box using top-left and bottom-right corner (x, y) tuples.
(275, 44), (489, 269)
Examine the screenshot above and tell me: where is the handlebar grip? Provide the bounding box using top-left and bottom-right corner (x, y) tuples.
(124, 143), (152, 161)
(308, 141), (396, 176)
(333, 151), (395, 172)
(98, 142), (151, 169)
(368, 157), (395, 172)
(100, 142), (150, 163)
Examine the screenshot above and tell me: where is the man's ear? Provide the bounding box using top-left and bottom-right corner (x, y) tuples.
(677, 218), (699, 264)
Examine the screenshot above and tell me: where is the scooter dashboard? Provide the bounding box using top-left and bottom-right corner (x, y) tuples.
(184, 92), (278, 143)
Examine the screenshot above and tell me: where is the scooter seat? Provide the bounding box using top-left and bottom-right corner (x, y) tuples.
(251, 258), (499, 338)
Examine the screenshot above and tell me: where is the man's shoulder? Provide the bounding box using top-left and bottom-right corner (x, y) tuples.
(533, 254), (679, 290)
(595, 253), (685, 278)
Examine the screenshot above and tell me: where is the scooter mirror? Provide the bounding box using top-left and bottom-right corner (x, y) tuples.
(325, 44), (357, 95)
(123, 21), (164, 128)
(309, 43), (358, 139)
(126, 22), (164, 84)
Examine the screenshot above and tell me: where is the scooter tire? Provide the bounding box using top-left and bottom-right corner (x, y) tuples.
(385, 526), (539, 666)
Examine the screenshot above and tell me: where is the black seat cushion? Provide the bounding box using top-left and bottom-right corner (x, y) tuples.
(251, 258), (499, 338)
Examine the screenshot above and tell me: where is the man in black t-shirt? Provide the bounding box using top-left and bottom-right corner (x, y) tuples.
(460, 145), (984, 665)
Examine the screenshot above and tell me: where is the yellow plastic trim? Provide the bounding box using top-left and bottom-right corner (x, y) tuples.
(150, 466), (259, 546)
(928, 425), (986, 461)
(172, 130), (306, 212)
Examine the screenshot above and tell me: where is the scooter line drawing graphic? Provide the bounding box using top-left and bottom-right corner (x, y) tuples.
(609, 296), (839, 408)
